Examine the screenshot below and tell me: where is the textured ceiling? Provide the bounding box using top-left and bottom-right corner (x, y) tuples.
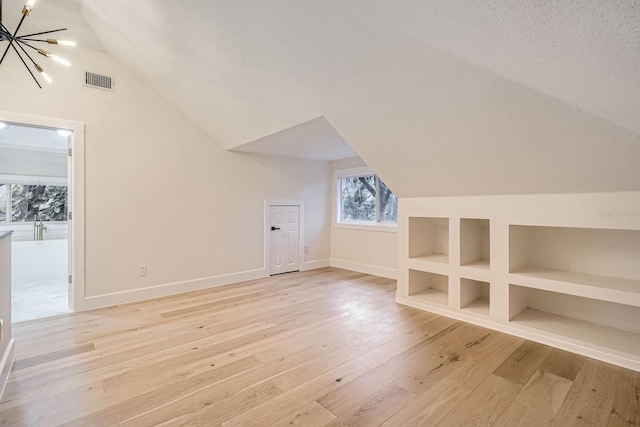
(329, 0), (640, 137)
(65, 1), (640, 194)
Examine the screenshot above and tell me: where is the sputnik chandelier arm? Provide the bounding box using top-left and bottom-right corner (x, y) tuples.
(0, 0), (77, 88)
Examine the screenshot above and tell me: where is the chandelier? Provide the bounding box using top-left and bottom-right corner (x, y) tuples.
(0, 0), (76, 87)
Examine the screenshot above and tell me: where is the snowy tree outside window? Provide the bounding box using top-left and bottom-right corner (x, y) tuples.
(339, 174), (397, 224)
(0, 184), (68, 223)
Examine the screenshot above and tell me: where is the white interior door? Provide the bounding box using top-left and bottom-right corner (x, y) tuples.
(270, 205), (300, 275)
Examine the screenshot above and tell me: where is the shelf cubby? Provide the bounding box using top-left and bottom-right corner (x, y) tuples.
(460, 278), (490, 316)
(460, 218), (490, 269)
(408, 269), (449, 306)
(509, 225), (640, 306)
(408, 217), (449, 264)
(509, 285), (640, 357)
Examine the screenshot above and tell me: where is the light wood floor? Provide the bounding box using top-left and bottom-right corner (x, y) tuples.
(0, 268), (638, 426)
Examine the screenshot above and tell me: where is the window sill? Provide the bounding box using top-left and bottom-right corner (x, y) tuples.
(334, 222), (398, 233)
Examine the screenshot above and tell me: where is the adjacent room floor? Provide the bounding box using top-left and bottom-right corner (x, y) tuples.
(11, 276), (71, 323)
(0, 268), (637, 426)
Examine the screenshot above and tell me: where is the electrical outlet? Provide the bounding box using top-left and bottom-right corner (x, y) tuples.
(305, 245), (310, 254)
(138, 265), (147, 277)
(439, 245), (444, 255)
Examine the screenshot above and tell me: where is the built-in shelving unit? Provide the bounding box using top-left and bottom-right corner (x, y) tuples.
(397, 192), (640, 372)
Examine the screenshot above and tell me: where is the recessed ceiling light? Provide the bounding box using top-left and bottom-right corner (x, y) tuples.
(0, 122), (7, 130)
(56, 129), (72, 137)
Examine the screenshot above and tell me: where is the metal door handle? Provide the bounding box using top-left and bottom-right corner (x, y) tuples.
(271, 226), (280, 231)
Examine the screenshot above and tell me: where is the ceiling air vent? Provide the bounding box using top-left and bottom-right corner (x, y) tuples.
(84, 71), (114, 91)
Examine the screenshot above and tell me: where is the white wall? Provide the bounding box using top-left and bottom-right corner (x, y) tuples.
(0, 46), (331, 308)
(330, 157), (397, 279)
(0, 233), (14, 398)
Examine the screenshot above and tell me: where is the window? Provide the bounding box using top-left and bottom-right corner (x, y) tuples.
(338, 171), (397, 224)
(0, 184), (68, 223)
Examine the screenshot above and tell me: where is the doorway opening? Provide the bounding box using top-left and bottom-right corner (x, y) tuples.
(0, 123), (70, 321)
(0, 111), (84, 322)
(266, 201), (305, 276)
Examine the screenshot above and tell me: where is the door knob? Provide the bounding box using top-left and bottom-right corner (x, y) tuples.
(271, 226), (280, 231)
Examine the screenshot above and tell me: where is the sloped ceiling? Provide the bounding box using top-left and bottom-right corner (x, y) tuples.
(76, 1), (640, 195)
(231, 116), (356, 161)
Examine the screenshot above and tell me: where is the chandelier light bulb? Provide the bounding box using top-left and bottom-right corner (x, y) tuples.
(51, 54), (70, 67)
(22, 0), (36, 16)
(46, 39), (77, 47)
(35, 64), (52, 83)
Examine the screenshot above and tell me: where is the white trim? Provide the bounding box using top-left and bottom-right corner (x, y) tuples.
(301, 259), (330, 271)
(77, 268), (268, 311)
(395, 295), (640, 372)
(335, 166), (374, 179)
(0, 338), (15, 400)
(330, 258), (398, 280)
(334, 222), (397, 233)
(265, 200), (305, 276)
(0, 174), (67, 185)
(0, 110), (85, 314)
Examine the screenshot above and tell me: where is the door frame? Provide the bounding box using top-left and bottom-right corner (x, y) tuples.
(264, 200), (305, 276)
(0, 110), (85, 313)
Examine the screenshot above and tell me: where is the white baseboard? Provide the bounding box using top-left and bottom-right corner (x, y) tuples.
(330, 259), (397, 280)
(0, 338), (15, 400)
(78, 268), (268, 311)
(301, 259), (330, 271)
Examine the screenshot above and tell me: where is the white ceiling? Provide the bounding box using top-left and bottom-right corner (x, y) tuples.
(0, 122), (68, 153)
(231, 117), (356, 161)
(10, 0), (640, 195)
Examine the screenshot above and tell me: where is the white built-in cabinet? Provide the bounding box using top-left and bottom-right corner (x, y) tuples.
(397, 192), (640, 372)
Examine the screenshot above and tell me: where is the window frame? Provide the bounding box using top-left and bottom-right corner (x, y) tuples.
(334, 167), (398, 233)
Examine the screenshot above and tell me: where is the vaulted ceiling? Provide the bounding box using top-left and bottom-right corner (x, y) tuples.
(8, 0), (640, 196)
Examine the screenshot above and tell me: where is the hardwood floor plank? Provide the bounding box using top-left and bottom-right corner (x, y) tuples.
(11, 342), (95, 371)
(607, 369), (640, 427)
(493, 370), (572, 427)
(271, 401), (336, 427)
(552, 359), (622, 426)
(0, 268), (637, 427)
(119, 381), (284, 427)
(538, 348), (586, 381)
(436, 374), (521, 426)
(325, 383), (412, 426)
(380, 378), (467, 427)
(493, 340), (553, 385)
